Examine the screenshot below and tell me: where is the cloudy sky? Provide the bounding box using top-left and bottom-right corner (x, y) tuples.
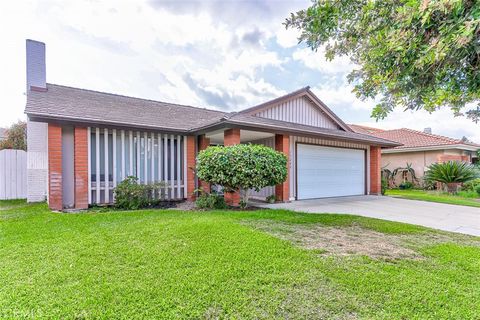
(1, 0), (478, 141)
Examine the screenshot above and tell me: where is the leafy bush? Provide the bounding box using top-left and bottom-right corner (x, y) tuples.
(399, 181), (413, 190)
(196, 144), (288, 206)
(195, 192), (227, 210)
(476, 184), (480, 196)
(114, 176), (167, 210)
(462, 178), (480, 192)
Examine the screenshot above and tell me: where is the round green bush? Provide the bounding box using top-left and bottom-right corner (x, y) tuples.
(196, 144), (288, 205)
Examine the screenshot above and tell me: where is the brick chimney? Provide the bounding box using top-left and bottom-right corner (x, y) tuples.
(26, 39), (47, 92)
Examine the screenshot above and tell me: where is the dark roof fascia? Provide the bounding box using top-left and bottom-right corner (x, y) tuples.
(191, 118), (400, 147)
(27, 114), (189, 135)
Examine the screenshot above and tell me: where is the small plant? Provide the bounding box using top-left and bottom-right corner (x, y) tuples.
(399, 181), (413, 190)
(462, 178), (480, 192)
(114, 176), (167, 210)
(425, 161), (479, 194)
(475, 184), (480, 196)
(392, 163), (418, 187)
(195, 190), (227, 210)
(381, 177), (388, 195)
(266, 194), (276, 203)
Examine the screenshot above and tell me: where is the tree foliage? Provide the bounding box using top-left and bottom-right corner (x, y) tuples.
(286, 0), (480, 121)
(0, 121), (27, 151)
(196, 144), (288, 205)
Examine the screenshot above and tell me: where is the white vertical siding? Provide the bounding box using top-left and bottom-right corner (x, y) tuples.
(26, 120), (48, 202)
(88, 127), (186, 204)
(253, 96), (339, 129)
(0, 150), (27, 200)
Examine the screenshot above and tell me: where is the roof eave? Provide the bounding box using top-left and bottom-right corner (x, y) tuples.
(382, 144), (480, 153)
(26, 112), (190, 134)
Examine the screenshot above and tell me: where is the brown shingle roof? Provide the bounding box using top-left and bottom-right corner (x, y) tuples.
(350, 126), (480, 150)
(24, 84), (401, 146)
(26, 84), (227, 132)
(348, 124), (386, 135)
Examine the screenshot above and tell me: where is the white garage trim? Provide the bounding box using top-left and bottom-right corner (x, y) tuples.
(295, 143), (367, 200)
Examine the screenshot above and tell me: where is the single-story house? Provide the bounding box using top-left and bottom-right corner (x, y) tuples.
(350, 124), (480, 184)
(24, 39), (399, 210)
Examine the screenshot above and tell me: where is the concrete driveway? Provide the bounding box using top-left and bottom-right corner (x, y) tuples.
(258, 196), (480, 236)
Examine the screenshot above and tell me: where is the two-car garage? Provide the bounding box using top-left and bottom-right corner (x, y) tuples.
(296, 144), (366, 200)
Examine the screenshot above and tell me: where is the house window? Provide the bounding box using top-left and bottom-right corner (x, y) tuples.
(88, 128), (186, 204)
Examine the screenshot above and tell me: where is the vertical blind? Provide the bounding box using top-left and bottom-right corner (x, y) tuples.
(88, 128), (186, 204)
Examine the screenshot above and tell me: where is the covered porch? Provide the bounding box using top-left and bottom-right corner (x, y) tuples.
(194, 128), (290, 206)
(190, 126), (383, 206)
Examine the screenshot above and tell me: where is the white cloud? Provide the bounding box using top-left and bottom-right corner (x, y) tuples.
(275, 27), (300, 48)
(292, 47), (355, 74)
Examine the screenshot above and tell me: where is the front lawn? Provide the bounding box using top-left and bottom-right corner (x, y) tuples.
(1, 201), (480, 319)
(386, 189), (480, 208)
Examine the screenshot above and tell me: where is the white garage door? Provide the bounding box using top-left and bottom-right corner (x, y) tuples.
(297, 144), (365, 199)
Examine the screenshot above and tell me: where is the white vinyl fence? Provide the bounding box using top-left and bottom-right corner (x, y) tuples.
(0, 149), (27, 200)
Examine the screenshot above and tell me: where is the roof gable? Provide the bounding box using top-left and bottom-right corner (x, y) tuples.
(239, 87), (352, 132)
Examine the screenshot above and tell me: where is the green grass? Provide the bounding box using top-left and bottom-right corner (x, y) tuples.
(1, 201), (480, 319)
(386, 189), (480, 207)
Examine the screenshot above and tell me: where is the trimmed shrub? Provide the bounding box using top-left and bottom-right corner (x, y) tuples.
(114, 176), (167, 210)
(196, 144), (288, 207)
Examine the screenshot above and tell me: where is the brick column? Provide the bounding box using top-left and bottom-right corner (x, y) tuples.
(74, 127), (88, 209)
(198, 134), (211, 193)
(48, 124), (63, 210)
(275, 134), (290, 202)
(186, 136), (196, 201)
(370, 146), (382, 195)
(223, 128), (240, 206)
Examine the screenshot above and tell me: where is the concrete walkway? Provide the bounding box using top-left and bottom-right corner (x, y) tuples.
(258, 196), (480, 236)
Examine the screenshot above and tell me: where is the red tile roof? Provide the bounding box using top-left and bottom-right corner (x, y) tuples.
(349, 125), (480, 150)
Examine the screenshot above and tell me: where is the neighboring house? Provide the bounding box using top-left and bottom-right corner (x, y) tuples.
(350, 124), (480, 184)
(24, 39), (399, 210)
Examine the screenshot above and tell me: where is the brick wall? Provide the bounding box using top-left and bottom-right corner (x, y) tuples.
(48, 124), (62, 210)
(437, 154), (469, 163)
(198, 134), (211, 193)
(74, 127), (88, 209)
(370, 146), (381, 195)
(186, 136), (196, 201)
(224, 128), (240, 146)
(275, 134), (289, 202)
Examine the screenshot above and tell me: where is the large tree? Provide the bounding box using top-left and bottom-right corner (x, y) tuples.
(0, 121), (27, 151)
(286, 0), (480, 121)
